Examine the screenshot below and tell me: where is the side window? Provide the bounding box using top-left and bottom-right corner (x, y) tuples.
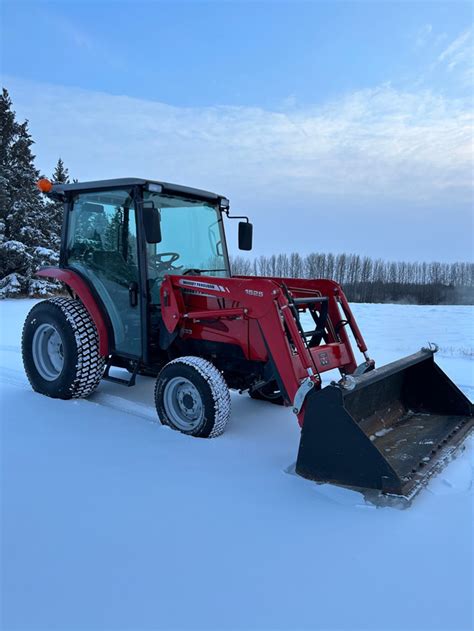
(67, 189), (142, 356)
(68, 190), (138, 281)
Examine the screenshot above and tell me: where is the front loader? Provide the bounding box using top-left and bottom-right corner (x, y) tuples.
(23, 177), (472, 498)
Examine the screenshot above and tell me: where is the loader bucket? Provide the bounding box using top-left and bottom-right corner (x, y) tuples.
(296, 349), (473, 497)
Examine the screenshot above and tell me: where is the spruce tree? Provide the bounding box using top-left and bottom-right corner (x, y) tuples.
(7, 120), (47, 247)
(0, 88), (58, 297)
(52, 157), (69, 184)
(47, 157), (71, 246)
(0, 88), (17, 245)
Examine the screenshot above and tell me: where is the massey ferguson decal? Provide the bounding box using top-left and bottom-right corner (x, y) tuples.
(179, 279), (231, 293)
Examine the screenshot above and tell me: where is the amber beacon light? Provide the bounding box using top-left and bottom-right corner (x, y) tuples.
(37, 178), (53, 193)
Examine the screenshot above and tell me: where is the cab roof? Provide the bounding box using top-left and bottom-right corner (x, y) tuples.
(52, 178), (228, 204)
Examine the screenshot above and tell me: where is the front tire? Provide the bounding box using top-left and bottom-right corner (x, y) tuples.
(22, 297), (106, 399)
(155, 356), (231, 438)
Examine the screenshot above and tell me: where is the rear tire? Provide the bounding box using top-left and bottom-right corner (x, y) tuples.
(155, 356), (231, 438)
(22, 297), (106, 399)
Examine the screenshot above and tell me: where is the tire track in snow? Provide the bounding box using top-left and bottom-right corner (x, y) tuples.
(0, 363), (158, 423)
(0, 366), (28, 388)
(0, 344), (21, 353)
(87, 391), (158, 424)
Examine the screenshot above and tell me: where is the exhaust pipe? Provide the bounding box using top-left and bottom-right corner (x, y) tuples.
(296, 349), (473, 496)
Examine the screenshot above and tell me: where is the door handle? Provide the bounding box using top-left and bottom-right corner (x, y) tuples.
(129, 281), (138, 307)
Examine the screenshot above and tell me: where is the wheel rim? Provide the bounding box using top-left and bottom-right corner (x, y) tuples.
(163, 377), (204, 431)
(32, 323), (65, 381)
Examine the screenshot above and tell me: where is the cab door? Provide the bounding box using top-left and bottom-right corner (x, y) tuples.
(66, 188), (143, 358)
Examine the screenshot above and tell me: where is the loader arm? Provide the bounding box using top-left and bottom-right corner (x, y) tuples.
(160, 274), (364, 426)
(236, 275), (370, 359)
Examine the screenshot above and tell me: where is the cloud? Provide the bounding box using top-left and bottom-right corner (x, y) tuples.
(51, 14), (95, 52)
(8, 77), (471, 200)
(438, 28), (472, 65)
(415, 23), (433, 48)
(45, 12), (129, 72)
(5, 76), (473, 260)
(437, 28), (473, 84)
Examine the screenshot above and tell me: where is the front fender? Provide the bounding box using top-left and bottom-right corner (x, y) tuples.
(36, 267), (110, 356)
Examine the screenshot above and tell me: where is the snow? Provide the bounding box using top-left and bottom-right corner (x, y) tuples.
(0, 273), (22, 298)
(0, 240), (28, 253)
(1, 300), (473, 631)
(34, 247), (57, 257)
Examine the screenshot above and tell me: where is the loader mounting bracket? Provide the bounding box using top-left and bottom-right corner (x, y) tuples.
(293, 378), (316, 414)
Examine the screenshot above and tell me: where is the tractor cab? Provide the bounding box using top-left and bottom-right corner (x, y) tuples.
(47, 178), (250, 363)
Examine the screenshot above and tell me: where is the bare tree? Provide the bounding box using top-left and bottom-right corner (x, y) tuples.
(228, 253), (473, 305)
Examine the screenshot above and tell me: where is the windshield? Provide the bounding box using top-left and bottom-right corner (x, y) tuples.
(144, 191), (229, 303)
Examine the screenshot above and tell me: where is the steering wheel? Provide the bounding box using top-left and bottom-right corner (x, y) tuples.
(149, 252), (182, 274)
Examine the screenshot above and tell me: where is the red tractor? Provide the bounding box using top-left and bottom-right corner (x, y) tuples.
(23, 177), (472, 497)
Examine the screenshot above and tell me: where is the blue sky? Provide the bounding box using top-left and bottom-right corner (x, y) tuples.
(2, 0), (473, 261)
(3, 1), (473, 107)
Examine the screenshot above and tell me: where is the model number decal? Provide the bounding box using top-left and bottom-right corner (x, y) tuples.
(245, 289), (264, 297)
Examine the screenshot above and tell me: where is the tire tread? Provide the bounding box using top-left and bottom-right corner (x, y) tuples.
(22, 297), (105, 399)
(155, 356), (231, 438)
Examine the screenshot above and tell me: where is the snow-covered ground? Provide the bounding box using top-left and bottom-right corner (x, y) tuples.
(1, 299), (473, 631)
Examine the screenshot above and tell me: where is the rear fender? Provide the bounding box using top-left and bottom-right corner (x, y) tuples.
(36, 267), (109, 356)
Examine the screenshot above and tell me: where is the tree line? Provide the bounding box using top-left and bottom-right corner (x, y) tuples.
(230, 253), (474, 304)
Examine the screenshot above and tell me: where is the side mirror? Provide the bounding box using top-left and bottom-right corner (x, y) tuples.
(143, 201), (162, 243)
(238, 221), (253, 251)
